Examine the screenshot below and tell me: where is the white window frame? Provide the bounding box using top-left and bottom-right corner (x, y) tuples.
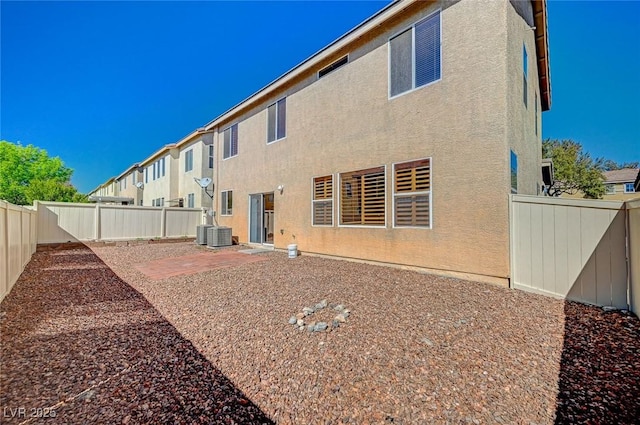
(266, 97), (286, 144)
(311, 174), (334, 227)
(337, 165), (387, 228)
(388, 8), (442, 100)
(392, 157), (433, 229)
(208, 145), (214, 168)
(187, 193), (195, 208)
(625, 183), (636, 193)
(221, 190), (233, 216)
(605, 184), (615, 194)
(185, 149), (193, 172)
(223, 124), (239, 160)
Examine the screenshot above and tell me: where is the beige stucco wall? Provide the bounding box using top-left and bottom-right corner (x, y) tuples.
(506, 1), (542, 196)
(117, 170), (144, 204)
(142, 150), (178, 206)
(213, 0), (540, 283)
(177, 134), (214, 208)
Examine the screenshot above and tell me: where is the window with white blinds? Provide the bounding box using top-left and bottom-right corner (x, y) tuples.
(390, 10), (441, 97)
(267, 98), (286, 143)
(340, 166), (385, 226)
(393, 158), (431, 228)
(312, 176), (333, 226)
(223, 124), (238, 159)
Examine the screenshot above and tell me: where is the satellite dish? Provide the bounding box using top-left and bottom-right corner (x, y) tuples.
(135, 182), (144, 189)
(195, 177), (212, 188)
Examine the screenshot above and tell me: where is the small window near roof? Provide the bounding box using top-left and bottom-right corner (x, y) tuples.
(605, 184), (615, 194)
(319, 56), (348, 78)
(267, 98), (286, 143)
(625, 183), (636, 193)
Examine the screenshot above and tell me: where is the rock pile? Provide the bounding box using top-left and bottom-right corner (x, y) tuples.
(288, 300), (350, 332)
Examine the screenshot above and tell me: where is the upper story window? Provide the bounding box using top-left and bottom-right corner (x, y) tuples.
(153, 162), (157, 180)
(145, 167), (148, 184)
(625, 183), (636, 193)
(523, 45), (528, 107)
(267, 98), (286, 143)
(318, 56), (348, 78)
(605, 184), (615, 194)
(185, 149), (193, 172)
(389, 10), (441, 98)
(208, 145), (214, 168)
(161, 157), (165, 176)
(223, 124), (238, 159)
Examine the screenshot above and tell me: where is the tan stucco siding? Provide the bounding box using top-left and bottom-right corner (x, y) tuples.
(506, 0), (542, 196)
(213, 0), (519, 282)
(117, 170), (143, 204)
(142, 151), (178, 206)
(177, 134), (213, 208)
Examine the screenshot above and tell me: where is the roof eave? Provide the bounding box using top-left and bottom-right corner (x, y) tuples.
(532, 0), (551, 111)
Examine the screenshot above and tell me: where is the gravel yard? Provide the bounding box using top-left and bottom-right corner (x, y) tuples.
(2, 242), (639, 424)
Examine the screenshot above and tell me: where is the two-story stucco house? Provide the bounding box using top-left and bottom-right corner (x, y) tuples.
(115, 164), (144, 205)
(137, 129), (214, 208)
(202, 0), (551, 286)
(603, 168), (640, 200)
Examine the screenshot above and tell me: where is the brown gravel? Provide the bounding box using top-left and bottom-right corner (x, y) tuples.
(2, 243), (639, 424)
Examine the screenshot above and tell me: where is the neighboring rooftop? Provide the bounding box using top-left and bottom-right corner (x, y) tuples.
(603, 168), (640, 184)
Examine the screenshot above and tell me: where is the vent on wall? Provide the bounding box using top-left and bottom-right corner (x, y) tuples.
(318, 55), (349, 78)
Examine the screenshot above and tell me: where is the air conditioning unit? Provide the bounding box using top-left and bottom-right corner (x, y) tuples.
(207, 226), (232, 247)
(196, 225), (214, 245)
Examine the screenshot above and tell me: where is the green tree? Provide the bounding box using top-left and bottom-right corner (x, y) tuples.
(542, 139), (605, 199)
(598, 159), (640, 171)
(0, 140), (85, 205)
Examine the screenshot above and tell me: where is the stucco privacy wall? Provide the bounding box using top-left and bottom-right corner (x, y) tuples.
(212, 0), (540, 284)
(0, 201), (37, 303)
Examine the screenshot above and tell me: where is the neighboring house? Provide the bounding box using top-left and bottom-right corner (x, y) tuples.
(200, 0), (551, 286)
(139, 145), (178, 208)
(603, 168), (640, 201)
(88, 177), (130, 204)
(136, 129), (213, 208)
(175, 129), (214, 210)
(115, 164), (144, 205)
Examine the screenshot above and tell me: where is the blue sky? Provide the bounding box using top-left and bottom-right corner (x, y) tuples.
(1, 1), (639, 193)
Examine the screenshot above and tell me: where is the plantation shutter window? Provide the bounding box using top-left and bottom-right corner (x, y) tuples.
(393, 159), (431, 227)
(312, 176), (333, 226)
(389, 11), (441, 97)
(340, 166), (386, 226)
